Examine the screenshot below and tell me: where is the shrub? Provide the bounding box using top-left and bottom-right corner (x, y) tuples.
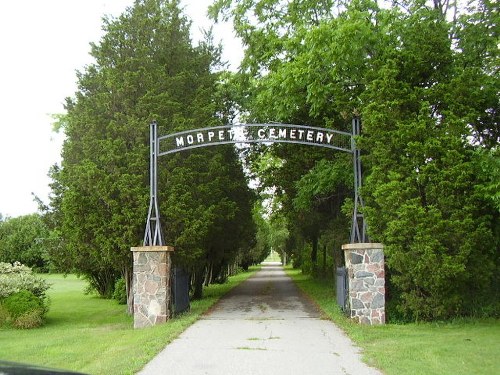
(0, 290), (46, 329)
(112, 277), (127, 305)
(0, 263), (50, 328)
(0, 262), (50, 299)
(2, 290), (44, 319)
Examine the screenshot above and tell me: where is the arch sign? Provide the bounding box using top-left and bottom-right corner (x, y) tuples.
(159, 123), (352, 155)
(143, 120), (367, 248)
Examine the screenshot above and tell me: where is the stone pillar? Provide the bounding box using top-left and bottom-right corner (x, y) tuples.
(131, 246), (174, 329)
(341, 243), (385, 325)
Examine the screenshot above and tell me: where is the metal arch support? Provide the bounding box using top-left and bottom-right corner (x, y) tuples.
(140, 119), (369, 319)
(143, 119), (369, 246)
(143, 121), (164, 246)
(350, 118), (369, 243)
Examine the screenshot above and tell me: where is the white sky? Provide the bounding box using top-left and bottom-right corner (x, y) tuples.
(0, 0), (242, 218)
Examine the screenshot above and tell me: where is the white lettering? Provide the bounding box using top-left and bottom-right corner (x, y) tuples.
(174, 126), (338, 151)
(176, 137), (185, 147)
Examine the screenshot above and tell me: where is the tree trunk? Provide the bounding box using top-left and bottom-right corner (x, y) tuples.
(311, 236), (318, 268)
(204, 263), (212, 286)
(322, 244), (327, 275)
(193, 267), (204, 300)
(124, 266), (133, 315)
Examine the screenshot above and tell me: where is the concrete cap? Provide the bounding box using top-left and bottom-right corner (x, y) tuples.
(341, 243), (384, 251)
(131, 246), (175, 252)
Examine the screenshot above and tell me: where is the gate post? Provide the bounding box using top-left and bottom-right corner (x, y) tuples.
(351, 118), (368, 243)
(341, 243), (385, 325)
(131, 246), (174, 328)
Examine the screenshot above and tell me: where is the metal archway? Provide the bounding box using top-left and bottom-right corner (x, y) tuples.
(143, 119), (368, 247)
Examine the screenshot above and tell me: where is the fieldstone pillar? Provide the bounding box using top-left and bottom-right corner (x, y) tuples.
(131, 246), (174, 329)
(341, 243), (385, 325)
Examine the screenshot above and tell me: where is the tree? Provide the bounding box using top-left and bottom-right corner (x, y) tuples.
(209, 0), (375, 274)
(162, 146), (256, 298)
(211, 0), (499, 319)
(242, 200), (273, 270)
(359, 2), (499, 320)
(48, 0), (256, 304)
(0, 214), (50, 272)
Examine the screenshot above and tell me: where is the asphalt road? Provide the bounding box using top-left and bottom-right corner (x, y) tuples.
(138, 263), (382, 375)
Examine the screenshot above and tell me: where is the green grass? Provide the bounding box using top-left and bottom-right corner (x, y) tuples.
(0, 267), (259, 375)
(287, 267), (500, 375)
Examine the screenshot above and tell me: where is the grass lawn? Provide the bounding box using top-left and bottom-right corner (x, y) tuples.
(287, 267), (500, 375)
(0, 267), (259, 375)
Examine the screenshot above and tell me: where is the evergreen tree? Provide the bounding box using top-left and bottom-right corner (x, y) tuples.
(49, 0), (255, 303)
(361, 2), (499, 320)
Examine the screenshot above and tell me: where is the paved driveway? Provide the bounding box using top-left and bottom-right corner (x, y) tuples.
(139, 263), (382, 375)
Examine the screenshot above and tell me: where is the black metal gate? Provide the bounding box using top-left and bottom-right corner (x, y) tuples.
(336, 267), (348, 312)
(171, 266), (190, 315)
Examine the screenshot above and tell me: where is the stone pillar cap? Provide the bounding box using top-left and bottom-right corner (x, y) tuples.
(131, 246), (175, 252)
(342, 243), (383, 250)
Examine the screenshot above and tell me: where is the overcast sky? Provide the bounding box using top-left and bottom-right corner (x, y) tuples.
(0, 0), (241, 218)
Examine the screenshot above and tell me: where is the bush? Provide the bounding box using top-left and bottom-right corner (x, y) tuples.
(0, 262), (51, 299)
(0, 290), (47, 329)
(0, 262), (51, 328)
(112, 277), (127, 305)
(2, 290), (44, 319)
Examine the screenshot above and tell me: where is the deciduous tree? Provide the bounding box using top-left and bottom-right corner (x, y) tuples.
(0, 214), (50, 272)
(210, 0), (499, 319)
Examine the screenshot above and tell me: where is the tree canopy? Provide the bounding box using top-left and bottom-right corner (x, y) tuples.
(210, 0), (499, 320)
(42, 0), (499, 321)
